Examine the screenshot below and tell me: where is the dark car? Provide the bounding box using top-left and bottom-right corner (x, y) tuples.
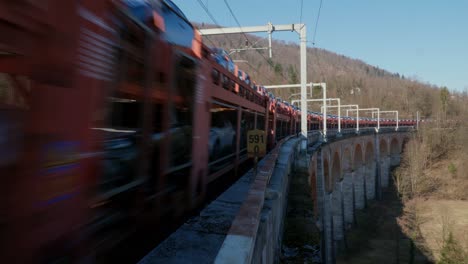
(211, 48), (235, 74)
(124, 0), (195, 49)
(238, 69), (253, 88)
(161, 0), (195, 48)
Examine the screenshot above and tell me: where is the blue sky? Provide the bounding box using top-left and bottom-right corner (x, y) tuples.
(172, 0), (468, 92)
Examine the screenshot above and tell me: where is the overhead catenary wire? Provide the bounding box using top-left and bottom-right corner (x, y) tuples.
(196, 0), (279, 86)
(198, 28), (217, 47)
(221, 0), (290, 84)
(195, 0), (222, 48)
(222, 0), (248, 45)
(241, 61), (277, 85)
(305, 0), (325, 86)
(196, 0), (221, 27)
(312, 0), (323, 45)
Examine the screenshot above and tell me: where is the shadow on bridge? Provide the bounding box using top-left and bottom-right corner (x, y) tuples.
(336, 180), (432, 264)
(304, 126), (433, 263)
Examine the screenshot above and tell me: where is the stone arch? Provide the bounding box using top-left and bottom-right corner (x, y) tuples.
(379, 139), (389, 157)
(332, 151), (341, 184)
(342, 147), (352, 174)
(401, 136), (410, 151)
(390, 137), (402, 167)
(390, 137), (399, 155)
(403, 136), (410, 143)
(364, 141), (376, 200)
(353, 144), (363, 170)
(364, 142), (374, 165)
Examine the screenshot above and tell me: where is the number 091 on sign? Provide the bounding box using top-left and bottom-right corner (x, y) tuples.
(247, 129), (266, 158)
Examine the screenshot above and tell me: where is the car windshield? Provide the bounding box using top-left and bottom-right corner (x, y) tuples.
(163, 0), (189, 21)
(161, 0), (194, 48)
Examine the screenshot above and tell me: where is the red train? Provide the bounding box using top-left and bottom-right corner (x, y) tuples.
(0, 0), (416, 263)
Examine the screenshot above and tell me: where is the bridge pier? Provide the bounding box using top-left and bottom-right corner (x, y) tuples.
(390, 154), (400, 167)
(311, 132), (409, 264)
(316, 148), (334, 264)
(380, 156), (391, 187)
(331, 182), (345, 254)
(365, 163), (376, 200)
(354, 167), (366, 210)
(342, 172), (354, 228)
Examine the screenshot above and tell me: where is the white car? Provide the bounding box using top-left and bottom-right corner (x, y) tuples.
(209, 119), (236, 160)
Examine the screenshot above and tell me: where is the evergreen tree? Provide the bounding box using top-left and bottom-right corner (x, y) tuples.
(440, 86), (450, 120)
(288, 65), (298, 84)
(274, 63), (283, 75)
(438, 232), (466, 264)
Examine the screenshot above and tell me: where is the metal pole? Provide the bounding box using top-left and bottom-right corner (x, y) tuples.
(380, 111), (399, 131)
(377, 110), (380, 131)
(268, 22), (273, 58)
(396, 111), (399, 131)
(348, 108), (379, 132)
(264, 82), (321, 89)
(293, 98), (338, 105)
(320, 98), (341, 133)
(357, 108), (359, 132)
(338, 99), (341, 133)
(318, 98), (340, 134)
(416, 111), (419, 130)
(202, 23), (308, 149)
(323, 83), (327, 139)
(292, 83), (328, 139)
(379, 110), (399, 131)
(324, 104), (359, 133)
(300, 25), (307, 149)
(199, 23), (303, 35)
(229, 47), (269, 55)
(310, 82), (313, 98)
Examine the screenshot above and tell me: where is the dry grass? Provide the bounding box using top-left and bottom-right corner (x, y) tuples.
(415, 199), (468, 262)
(395, 122), (468, 262)
(423, 151), (468, 200)
(395, 123), (468, 201)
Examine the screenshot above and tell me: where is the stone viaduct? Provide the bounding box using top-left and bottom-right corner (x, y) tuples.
(309, 131), (410, 263)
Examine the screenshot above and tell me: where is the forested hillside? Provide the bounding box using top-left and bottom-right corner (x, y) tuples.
(199, 25), (467, 120)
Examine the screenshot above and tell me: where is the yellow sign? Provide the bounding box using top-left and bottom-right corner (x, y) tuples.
(247, 129), (266, 158)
